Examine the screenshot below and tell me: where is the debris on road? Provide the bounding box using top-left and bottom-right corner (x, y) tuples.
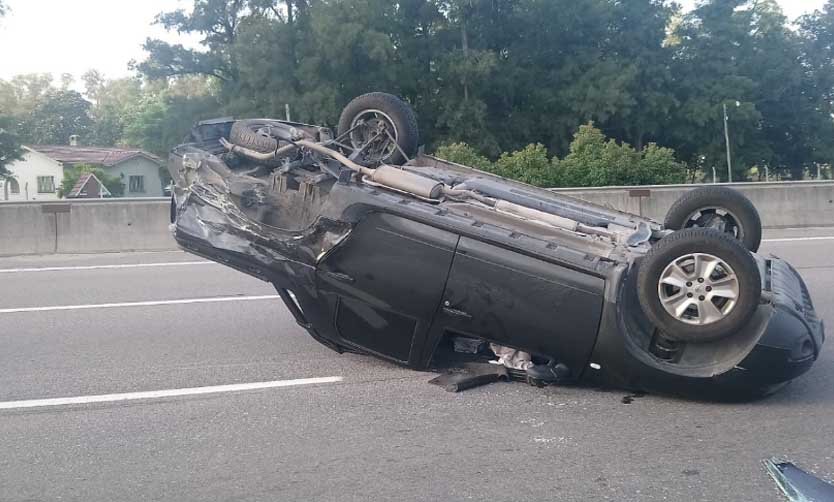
(765, 458), (834, 502)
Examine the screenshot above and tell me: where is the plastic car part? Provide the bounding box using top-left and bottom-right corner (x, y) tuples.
(764, 458), (834, 501)
(664, 186), (762, 252)
(428, 363), (510, 392)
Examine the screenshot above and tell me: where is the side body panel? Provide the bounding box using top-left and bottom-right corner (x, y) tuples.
(421, 237), (606, 372)
(316, 212), (459, 364)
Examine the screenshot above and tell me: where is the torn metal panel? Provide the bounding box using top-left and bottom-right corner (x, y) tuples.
(765, 458), (834, 502)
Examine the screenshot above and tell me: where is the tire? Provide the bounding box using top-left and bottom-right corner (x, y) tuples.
(229, 119), (284, 154)
(636, 228), (761, 343)
(664, 186), (762, 252)
(337, 92), (419, 165)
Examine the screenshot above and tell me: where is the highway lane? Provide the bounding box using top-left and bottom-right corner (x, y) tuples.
(0, 229), (833, 501)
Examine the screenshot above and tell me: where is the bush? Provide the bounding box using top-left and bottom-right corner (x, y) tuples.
(434, 142), (493, 171)
(556, 124), (686, 187)
(493, 144), (559, 187)
(433, 125), (687, 188)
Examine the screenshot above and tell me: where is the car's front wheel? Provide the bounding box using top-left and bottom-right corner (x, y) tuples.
(637, 228), (761, 343)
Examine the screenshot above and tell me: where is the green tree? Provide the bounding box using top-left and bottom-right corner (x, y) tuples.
(0, 115), (24, 180)
(82, 70), (145, 146)
(0, 73), (55, 118)
(131, 0), (834, 181)
(21, 89), (93, 145)
(137, 0), (246, 83)
(121, 77), (219, 158)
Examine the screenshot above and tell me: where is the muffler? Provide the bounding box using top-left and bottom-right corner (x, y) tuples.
(368, 166), (444, 199)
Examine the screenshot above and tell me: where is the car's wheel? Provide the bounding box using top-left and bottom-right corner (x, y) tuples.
(229, 119), (287, 154)
(337, 92), (419, 165)
(664, 186), (762, 252)
(637, 228), (761, 343)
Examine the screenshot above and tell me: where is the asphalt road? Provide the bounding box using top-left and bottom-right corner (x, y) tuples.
(1, 229), (833, 502)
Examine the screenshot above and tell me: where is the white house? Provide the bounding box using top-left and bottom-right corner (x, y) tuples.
(1, 145), (164, 201)
(1, 147), (64, 201)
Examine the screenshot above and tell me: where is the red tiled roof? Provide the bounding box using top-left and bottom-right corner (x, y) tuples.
(66, 172), (112, 198)
(27, 145), (162, 167)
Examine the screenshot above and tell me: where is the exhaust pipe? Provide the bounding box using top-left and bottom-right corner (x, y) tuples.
(368, 166), (444, 199)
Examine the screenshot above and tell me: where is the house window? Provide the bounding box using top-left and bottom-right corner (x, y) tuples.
(129, 175), (145, 193)
(37, 176), (55, 193)
(8, 178), (19, 194)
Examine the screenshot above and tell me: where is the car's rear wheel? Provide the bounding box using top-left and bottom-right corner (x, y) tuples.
(337, 92), (419, 165)
(637, 228), (761, 343)
(664, 186), (762, 252)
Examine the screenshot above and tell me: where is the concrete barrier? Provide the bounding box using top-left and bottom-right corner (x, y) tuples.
(552, 180), (834, 229)
(1, 181), (832, 256)
(0, 198), (177, 257)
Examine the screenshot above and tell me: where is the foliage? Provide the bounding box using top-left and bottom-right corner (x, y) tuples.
(434, 143), (492, 171)
(59, 164), (125, 198)
(435, 125), (686, 188)
(20, 89), (94, 145)
(555, 125), (686, 187)
(128, 0), (834, 181)
(121, 77), (219, 158)
(3, 0), (834, 185)
(493, 144), (560, 187)
(0, 115), (23, 179)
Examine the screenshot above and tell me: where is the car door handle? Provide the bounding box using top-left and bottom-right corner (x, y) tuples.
(442, 306), (472, 319)
(324, 271), (355, 283)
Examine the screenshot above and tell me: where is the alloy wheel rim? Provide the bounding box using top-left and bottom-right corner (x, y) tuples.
(657, 253), (740, 325)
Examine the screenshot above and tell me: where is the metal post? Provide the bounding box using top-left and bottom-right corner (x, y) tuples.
(285, 104), (291, 122)
(712, 166), (717, 184)
(764, 165), (769, 182)
(818, 164), (822, 179)
(723, 103), (732, 183)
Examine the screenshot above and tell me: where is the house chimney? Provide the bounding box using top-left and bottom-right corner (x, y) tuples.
(69, 135), (79, 146)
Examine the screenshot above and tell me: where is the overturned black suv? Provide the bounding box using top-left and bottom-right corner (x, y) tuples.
(168, 92), (824, 399)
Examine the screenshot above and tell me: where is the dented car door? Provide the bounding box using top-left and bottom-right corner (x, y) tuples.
(316, 213), (459, 364)
(422, 237), (606, 373)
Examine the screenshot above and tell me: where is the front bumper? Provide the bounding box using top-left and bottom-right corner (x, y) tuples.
(586, 257), (824, 399)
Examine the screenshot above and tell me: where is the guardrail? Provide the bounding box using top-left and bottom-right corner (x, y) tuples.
(0, 198), (175, 257)
(1, 181), (832, 256)
(552, 180), (834, 229)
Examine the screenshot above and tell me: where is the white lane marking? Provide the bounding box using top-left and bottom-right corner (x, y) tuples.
(0, 261), (213, 274)
(0, 295), (282, 314)
(762, 236), (834, 243)
(0, 377), (344, 411)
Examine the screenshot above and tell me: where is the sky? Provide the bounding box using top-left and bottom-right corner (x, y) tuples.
(0, 0), (829, 86)
(0, 0), (196, 83)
